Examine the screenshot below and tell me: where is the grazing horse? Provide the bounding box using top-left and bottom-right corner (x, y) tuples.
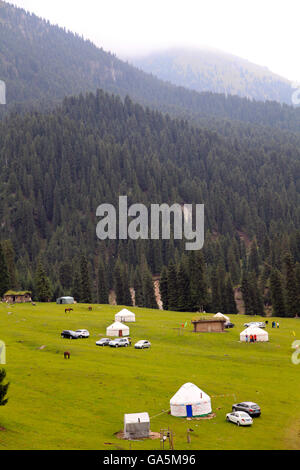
(64, 351), (70, 359)
(88, 306), (92, 311)
(65, 307), (73, 314)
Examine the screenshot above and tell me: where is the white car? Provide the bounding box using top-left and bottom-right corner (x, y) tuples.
(226, 411), (253, 426)
(76, 329), (90, 338)
(134, 340), (151, 349)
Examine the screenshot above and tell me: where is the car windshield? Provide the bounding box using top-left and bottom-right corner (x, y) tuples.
(240, 412), (250, 417)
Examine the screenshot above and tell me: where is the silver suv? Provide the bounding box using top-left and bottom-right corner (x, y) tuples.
(109, 338), (130, 348)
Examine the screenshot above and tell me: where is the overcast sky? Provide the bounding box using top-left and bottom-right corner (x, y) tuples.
(10, 0), (300, 82)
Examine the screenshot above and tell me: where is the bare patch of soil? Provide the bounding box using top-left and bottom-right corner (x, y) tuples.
(115, 430), (161, 440)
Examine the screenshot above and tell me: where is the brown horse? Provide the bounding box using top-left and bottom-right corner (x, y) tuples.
(65, 307), (73, 314)
(64, 351), (70, 359)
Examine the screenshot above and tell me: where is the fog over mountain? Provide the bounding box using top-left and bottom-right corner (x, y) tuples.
(131, 48), (293, 104)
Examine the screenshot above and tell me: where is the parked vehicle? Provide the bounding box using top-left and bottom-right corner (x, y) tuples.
(96, 338), (111, 346)
(232, 402), (261, 417)
(244, 321), (266, 328)
(226, 411), (253, 426)
(134, 340), (151, 349)
(76, 329), (90, 338)
(109, 338), (130, 348)
(224, 322), (235, 329)
(61, 330), (79, 339)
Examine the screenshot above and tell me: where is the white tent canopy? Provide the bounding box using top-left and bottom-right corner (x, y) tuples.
(115, 308), (136, 323)
(106, 321), (130, 337)
(240, 326), (269, 342)
(214, 312), (230, 322)
(170, 382), (212, 418)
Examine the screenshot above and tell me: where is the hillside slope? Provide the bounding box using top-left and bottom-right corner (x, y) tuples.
(1, 1), (300, 133)
(132, 48), (293, 104)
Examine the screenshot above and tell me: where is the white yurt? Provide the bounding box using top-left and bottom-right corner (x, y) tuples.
(214, 312), (230, 322)
(106, 321), (130, 337)
(115, 308), (136, 323)
(170, 382), (212, 418)
(240, 326), (269, 342)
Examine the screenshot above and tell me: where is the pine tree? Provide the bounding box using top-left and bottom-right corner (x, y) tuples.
(35, 260), (52, 302)
(159, 266), (168, 310)
(0, 244), (9, 298)
(114, 259), (125, 305)
(225, 276), (237, 314)
(97, 259), (108, 304)
(189, 252), (208, 312)
(141, 263), (157, 309)
(283, 253), (298, 317)
(72, 269), (81, 302)
(0, 369), (9, 406)
(177, 261), (191, 312)
(2, 240), (17, 289)
(270, 269), (286, 317)
(80, 255), (92, 303)
(133, 266), (143, 307)
(167, 261), (178, 311)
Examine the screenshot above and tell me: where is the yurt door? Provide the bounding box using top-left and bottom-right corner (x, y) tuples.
(186, 405), (193, 417)
(119, 330), (123, 337)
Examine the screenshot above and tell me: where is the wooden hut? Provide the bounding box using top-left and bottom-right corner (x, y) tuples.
(3, 291), (32, 303)
(192, 317), (226, 333)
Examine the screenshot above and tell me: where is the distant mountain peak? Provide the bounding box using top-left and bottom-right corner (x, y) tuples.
(131, 47), (292, 104)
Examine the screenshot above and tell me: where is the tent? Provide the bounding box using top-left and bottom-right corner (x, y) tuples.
(124, 412), (150, 439)
(106, 321), (129, 337)
(56, 296), (74, 304)
(170, 382), (212, 418)
(115, 308), (136, 323)
(214, 312), (230, 322)
(240, 326), (269, 342)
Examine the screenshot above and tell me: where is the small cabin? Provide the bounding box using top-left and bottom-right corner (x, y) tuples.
(124, 412), (150, 439)
(3, 291), (32, 303)
(192, 317), (226, 333)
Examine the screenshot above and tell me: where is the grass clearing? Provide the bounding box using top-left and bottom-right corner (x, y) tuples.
(0, 302), (299, 450)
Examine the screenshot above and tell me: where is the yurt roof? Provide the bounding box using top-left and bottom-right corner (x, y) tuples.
(240, 326), (268, 336)
(116, 308), (135, 317)
(170, 382), (210, 405)
(107, 321), (128, 330)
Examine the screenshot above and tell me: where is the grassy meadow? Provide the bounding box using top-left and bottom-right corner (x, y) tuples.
(0, 302), (299, 450)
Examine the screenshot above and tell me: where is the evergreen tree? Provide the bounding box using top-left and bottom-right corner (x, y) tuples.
(2, 240), (17, 289)
(159, 266), (168, 310)
(0, 369), (9, 407)
(176, 261), (191, 312)
(80, 255), (92, 303)
(141, 263), (157, 309)
(189, 251), (208, 312)
(225, 276), (237, 314)
(283, 253), (299, 317)
(113, 259), (125, 305)
(0, 244), (9, 298)
(97, 259), (108, 304)
(270, 269), (286, 317)
(72, 269), (82, 302)
(35, 260), (51, 302)
(167, 261), (178, 311)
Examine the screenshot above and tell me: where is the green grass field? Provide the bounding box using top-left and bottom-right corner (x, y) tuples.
(0, 302), (299, 450)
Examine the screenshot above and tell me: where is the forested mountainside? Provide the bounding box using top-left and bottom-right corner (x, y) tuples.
(132, 48), (293, 104)
(1, 1), (300, 134)
(0, 90), (300, 316)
